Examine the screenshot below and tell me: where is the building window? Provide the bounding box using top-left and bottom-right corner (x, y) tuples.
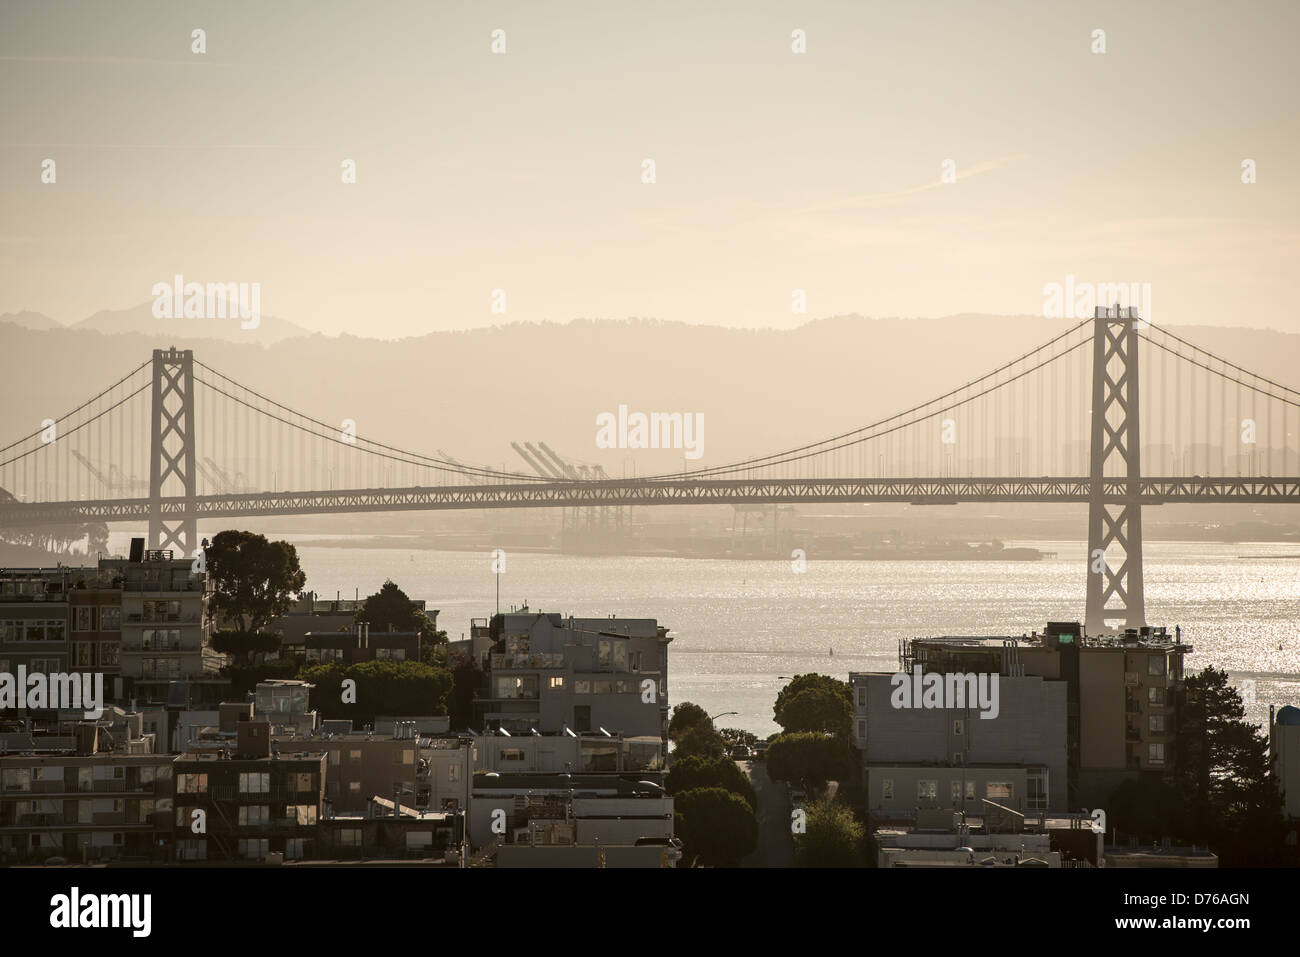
(986, 782), (1014, 801)
(238, 805), (269, 826)
(448, 764), (461, 782)
(45, 620), (66, 643)
(339, 829), (361, 847)
(72, 607), (93, 632)
(238, 838), (268, 860)
(288, 805), (316, 825)
(494, 675), (537, 699)
(395, 749), (414, 766)
(72, 643), (94, 668)
(1149, 743), (1165, 765)
(593, 680), (612, 695)
(1148, 686), (1165, 704)
(285, 838), (305, 860)
(574, 680), (590, 694)
(1148, 714), (1166, 733)
(500, 748), (525, 762)
(598, 639), (611, 668)
(1147, 655), (1166, 677)
(882, 779), (894, 801)
(99, 607), (121, 631)
(917, 780), (937, 800)
(615, 679), (633, 693)
(856, 686), (866, 707)
(349, 750), (361, 762)
(966, 781), (976, 799)
(348, 781), (361, 794)
(100, 643), (120, 667)
(176, 839), (206, 861)
(951, 780), (962, 804)
(238, 772), (269, 794)
(856, 720), (866, 739)
(31, 657), (60, 673)
(952, 720), (964, 735)
(549, 676), (565, 690)
(177, 773), (208, 794)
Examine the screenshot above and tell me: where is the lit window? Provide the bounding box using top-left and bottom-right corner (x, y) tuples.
(985, 782), (1014, 801)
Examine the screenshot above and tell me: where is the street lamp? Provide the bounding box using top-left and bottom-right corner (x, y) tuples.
(709, 710), (738, 729)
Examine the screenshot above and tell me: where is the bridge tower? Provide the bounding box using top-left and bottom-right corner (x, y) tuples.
(148, 347), (198, 556)
(1085, 306), (1145, 633)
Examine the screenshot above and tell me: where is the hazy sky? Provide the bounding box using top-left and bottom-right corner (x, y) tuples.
(2, 0), (1298, 337)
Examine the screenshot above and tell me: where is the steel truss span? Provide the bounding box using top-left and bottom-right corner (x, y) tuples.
(1, 475), (1298, 526)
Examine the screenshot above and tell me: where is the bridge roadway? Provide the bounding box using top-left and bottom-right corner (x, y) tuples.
(2, 476), (1300, 528)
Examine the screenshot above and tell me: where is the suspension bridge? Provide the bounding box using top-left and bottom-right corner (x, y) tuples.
(2, 309), (1299, 633)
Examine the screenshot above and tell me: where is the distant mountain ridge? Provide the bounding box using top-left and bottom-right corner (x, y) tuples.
(1, 302), (312, 345)
(3, 312), (1299, 476)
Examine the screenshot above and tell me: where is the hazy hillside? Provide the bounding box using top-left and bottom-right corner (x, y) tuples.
(0, 310), (63, 331)
(70, 302), (312, 346)
(2, 314), (1299, 475)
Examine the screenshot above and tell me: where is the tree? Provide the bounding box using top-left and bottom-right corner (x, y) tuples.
(355, 580), (445, 664)
(668, 702), (712, 742)
(718, 727), (759, 749)
(1176, 666), (1286, 865)
(299, 660), (453, 724)
(774, 674), (851, 730)
(795, 798), (866, 867)
(205, 530), (306, 635)
(673, 787), (758, 867)
(667, 754), (755, 809)
(779, 687), (851, 735)
(765, 732), (855, 792)
(673, 725), (728, 762)
(446, 650), (483, 730)
(209, 628), (283, 668)
(1108, 776), (1190, 844)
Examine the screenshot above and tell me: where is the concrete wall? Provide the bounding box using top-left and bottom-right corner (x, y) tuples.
(852, 672), (1067, 812)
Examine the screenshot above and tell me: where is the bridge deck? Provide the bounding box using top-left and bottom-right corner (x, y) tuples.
(2, 476), (1299, 527)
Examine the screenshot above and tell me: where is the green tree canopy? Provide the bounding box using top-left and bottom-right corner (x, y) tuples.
(718, 727), (759, 749)
(1175, 666), (1285, 865)
(355, 580), (444, 661)
(668, 701), (712, 742)
(774, 674), (851, 731)
(666, 754), (755, 809)
(673, 787), (758, 867)
(205, 530), (306, 635)
(765, 732), (855, 792)
(673, 725), (728, 762)
(299, 659), (453, 724)
(795, 798), (866, 867)
(779, 686), (852, 735)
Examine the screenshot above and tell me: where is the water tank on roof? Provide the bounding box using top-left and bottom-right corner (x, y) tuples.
(1276, 705), (1300, 726)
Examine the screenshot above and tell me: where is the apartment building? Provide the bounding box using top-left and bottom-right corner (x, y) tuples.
(886, 621), (1189, 808)
(172, 719), (327, 862)
(473, 729), (662, 775)
(0, 567), (73, 682)
(466, 772), (673, 849)
(67, 568), (123, 692)
(850, 670), (1068, 818)
(0, 720), (173, 864)
(104, 544), (222, 706)
(283, 622), (421, 665)
(463, 609), (671, 754)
